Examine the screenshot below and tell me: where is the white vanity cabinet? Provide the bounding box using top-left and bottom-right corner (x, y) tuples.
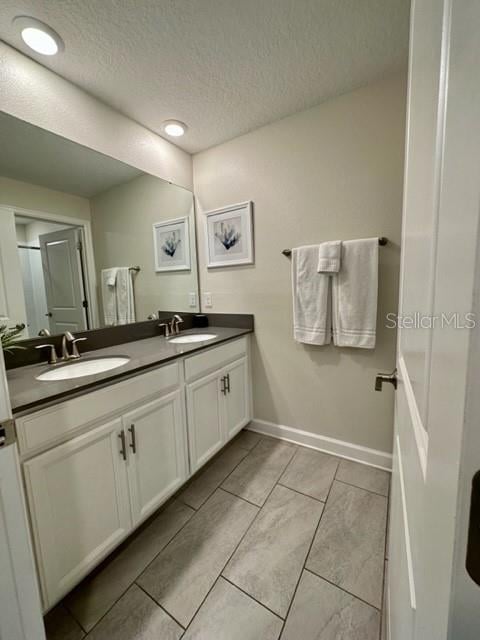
(185, 337), (251, 472)
(18, 362), (187, 608)
(15, 335), (251, 610)
(23, 418), (132, 607)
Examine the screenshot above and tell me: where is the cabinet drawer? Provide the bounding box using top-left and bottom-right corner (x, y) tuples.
(184, 337), (248, 382)
(16, 362), (180, 456)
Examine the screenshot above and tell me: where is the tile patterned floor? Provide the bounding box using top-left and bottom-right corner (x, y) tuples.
(45, 430), (390, 640)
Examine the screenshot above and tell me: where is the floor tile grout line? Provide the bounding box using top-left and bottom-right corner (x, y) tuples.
(180, 450), (295, 635)
(276, 445), (300, 484)
(334, 477), (390, 499)
(177, 441), (253, 511)
(59, 603), (88, 637)
(219, 485), (264, 508)
(277, 466), (337, 638)
(302, 472), (388, 620)
(221, 575), (285, 621)
(276, 482), (326, 504)
(134, 580), (186, 631)
(220, 439), (298, 507)
(378, 484), (392, 639)
(304, 567), (382, 613)
(73, 504), (197, 635)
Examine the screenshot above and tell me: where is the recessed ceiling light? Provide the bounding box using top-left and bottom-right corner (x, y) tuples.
(163, 120), (187, 137)
(13, 16), (64, 56)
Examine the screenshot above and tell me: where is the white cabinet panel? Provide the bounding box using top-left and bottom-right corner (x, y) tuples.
(186, 370), (224, 472)
(24, 418), (132, 608)
(184, 336), (247, 381)
(124, 390), (187, 524)
(16, 362), (180, 457)
(224, 357), (250, 440)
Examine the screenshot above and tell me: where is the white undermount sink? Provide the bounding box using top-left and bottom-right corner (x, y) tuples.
(36, 357), (130, 381)
(169, 333), (217, 344)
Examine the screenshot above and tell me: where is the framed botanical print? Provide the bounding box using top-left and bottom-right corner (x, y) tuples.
(204, 201), (254, 268)
(153, 216), (191, 272)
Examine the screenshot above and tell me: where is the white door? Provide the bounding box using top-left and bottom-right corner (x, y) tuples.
(0, 348), (45, 639)
(186, 370), (224, 472)
(23, 418), (132, 608)
(39, 227), (88, 334)
(0, 207), (28, 331)
(385, 1), (480, 639)
(124, 391), (187, 525)
(0, 444), (46, 640)
(224, 357), (250, 440)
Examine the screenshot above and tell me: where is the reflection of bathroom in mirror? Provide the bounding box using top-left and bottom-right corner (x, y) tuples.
(0, 112), (199, 340)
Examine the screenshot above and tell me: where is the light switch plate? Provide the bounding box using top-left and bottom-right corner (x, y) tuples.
(188, 292), (197, 307)
(204, 292), (213, 308)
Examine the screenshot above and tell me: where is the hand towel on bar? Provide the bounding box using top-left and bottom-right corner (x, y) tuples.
(292, 245), (331, 345)
(332, 238), (378, 348)
(101, 268), (118, 326)
(317, 240), (342, 273)
(116, 267), (136, 325)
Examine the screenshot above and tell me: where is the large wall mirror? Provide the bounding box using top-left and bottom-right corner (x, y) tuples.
(0, 112), (199, 341)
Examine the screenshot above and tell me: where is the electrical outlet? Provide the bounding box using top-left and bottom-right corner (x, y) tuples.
(188, 292), (197, 307)
(204, 292), (213, 308)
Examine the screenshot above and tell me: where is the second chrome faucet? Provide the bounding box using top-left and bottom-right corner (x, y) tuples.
(158, 314), (184, 338)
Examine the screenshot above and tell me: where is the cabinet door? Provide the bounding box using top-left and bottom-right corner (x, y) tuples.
(224, 357), (250, 441)
(124, 390), (187, 525)
(23, 418), (131, 608)
(186, 370), (224, 472)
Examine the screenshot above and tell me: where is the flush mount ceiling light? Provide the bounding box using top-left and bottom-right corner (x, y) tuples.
(163, 120), (188, 137)
(13, 16), (64, 56)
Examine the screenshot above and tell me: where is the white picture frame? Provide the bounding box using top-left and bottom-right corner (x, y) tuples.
(153, 216), (191, 272)
(204, 201), (254, 268)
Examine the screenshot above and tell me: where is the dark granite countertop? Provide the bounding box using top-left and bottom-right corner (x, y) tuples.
(8, 327), (252, 415)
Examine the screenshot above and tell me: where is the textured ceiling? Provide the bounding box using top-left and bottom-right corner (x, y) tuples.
(0, 112), (142, 197)
(0, 0), (410, 153)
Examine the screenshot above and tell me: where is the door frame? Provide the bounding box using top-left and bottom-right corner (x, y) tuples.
(2, 203), (99, 330)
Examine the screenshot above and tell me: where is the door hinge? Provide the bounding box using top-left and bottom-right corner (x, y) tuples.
(82, 299), (88, 309)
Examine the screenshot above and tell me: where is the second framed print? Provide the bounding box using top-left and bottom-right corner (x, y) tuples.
(204, 201), (254, 268)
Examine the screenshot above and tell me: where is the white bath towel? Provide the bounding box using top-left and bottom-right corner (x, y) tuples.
(292, 245), (331, 345)
(332, 238), (378, 348)
(318, 240), (342, 273)
(101, 268), (118, 326)
(115, 267), (136, 325)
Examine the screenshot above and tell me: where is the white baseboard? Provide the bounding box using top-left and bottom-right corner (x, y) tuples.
(247, 418), (392, 471)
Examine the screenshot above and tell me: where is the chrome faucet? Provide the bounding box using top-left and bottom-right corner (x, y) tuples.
(62, 331), (87, 359)
(158, 315), (184, 338)
(36, 332), (88, 365)
(171, 314), (184, 335)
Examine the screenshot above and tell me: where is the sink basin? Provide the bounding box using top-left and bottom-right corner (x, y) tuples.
(169, 334), (217, 344)
(36, 357), (130, 381)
